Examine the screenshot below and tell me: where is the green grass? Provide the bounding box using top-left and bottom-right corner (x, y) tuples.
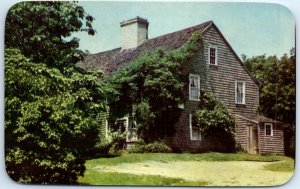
(79, 152), (294, 185)
(264, 160), (295, 172)
(78, 169), (209, 186)
(84, 152), (292, 168)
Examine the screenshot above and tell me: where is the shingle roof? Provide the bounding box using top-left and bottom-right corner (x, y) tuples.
(77, 21), (213, 75)
(235, 114), (283, 124)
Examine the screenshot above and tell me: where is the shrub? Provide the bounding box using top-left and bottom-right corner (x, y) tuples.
(193, 92), (236, 152)
(129, 141), (172, 153)
(235, 143), (246, 153)
(108, 131), (127, 154)
(91, 140), (112, 155)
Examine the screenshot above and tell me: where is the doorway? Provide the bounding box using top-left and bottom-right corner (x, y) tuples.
(247, 125), (259, 154)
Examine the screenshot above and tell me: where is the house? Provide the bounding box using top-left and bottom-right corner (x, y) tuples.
(78, 17), (285, 155)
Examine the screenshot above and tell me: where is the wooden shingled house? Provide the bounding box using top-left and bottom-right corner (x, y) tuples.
(78, 17), (284, 155)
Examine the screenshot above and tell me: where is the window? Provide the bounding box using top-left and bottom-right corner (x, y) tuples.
(115, 119), (127, 132)
(209, 45), (217, 65)
(235, 81), (245, 104)
(189, 74), (200, 101)
(189, 114), (201, 141)
(265, 123), (273, 136)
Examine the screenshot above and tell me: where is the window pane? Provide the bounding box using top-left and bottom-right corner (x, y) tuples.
(210, 48), (216, 65)
(236, 82), (244, 103)
(266, 125), (271, 135)
(192, 126), (201, 140)
(189, 75), (200, 100)
(190, 114), (201, 140)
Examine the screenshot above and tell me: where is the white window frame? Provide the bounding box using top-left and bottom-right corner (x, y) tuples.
(115, 117), (129, 132)
(264, 123), (273, 136)
(235, 80), (245, 104)
(189, 74), (200, 101)
(189, 114), (201, 141)
(208, 45), (218, 65)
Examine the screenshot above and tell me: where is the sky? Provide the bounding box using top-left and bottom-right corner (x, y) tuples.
(73, 1), (295, 58)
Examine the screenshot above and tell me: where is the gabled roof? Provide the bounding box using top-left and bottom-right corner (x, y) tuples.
(77, 21), (213, 75)
(77, 20), (259, 86)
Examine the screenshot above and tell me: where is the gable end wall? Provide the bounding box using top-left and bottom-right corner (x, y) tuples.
(166, 25), (260, 152)
(201, 25), (259, 115)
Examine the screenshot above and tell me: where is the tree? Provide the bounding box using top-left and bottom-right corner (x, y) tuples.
(5, 1), (95, 67)
(5, 49), (107, 184)
(108, 32), (202, 142)
(243, 50), (296, 157)
(5, 1), (107, 183)
(193, 92), (236, 152)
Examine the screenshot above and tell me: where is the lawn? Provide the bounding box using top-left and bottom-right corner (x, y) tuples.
(78, 152), (294, 186)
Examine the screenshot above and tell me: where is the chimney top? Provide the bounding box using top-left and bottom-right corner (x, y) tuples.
(120, 16), (149, 50)
(120, 16), (149, 28)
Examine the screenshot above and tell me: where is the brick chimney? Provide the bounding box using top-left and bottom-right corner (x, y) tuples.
(120, 17), (149, 50)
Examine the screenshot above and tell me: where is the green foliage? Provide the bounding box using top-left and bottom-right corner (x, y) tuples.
(193, 92), (236, 152)
(5, 1), (106, 184)
(129, 141), (172, 153)
(5, 1), (95, 67)
(107, 131), (127, 154)
(5, 49), (107, 184)
(108, 32), (203, 142)
(243, 50), (295, 157)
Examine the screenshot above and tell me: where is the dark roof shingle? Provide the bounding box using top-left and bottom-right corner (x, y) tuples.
(236, 114), (283, 124)
(77, 21), (213, 75)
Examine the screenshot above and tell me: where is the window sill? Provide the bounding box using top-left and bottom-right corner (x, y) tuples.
(191, 138), (202, 141)
(235, 103), (246, 108)
(189, 99), (200, 102)
(208, 64), (218, 70)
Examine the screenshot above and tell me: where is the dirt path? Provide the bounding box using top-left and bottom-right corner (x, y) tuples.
(94, 161), (293, 186)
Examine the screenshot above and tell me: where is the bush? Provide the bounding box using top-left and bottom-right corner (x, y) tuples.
(235, 143), (246, 153)
(108, 131), (127, 154)
(89, 140), (112, 155)
(129, 141), (172, 153)
(193, 92), (236, 152)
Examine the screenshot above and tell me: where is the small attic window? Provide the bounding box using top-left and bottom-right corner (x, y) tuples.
(209, 45), (218, 65)
(235, 81), (245, 104)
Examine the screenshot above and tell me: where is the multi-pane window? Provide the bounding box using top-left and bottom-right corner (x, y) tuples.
(209, 46), (217, 65)
(235, 81), (245, 104)
(265, 123), (273, 136)
(189, 74), (200, 101)
(189, 114), (201, 141)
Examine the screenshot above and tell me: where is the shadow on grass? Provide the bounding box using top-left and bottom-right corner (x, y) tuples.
(83, 153), (120, 161)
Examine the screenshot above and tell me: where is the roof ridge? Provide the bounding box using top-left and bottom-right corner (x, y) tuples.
(90, 20), (213, 55)
(139, 20), (213, 45)
(79, 20), (214, 74)
(90, 47), (121, 56)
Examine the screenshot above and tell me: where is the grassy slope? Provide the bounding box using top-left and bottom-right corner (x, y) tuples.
(78, 152), (294, 185)
(79, 170), (209, 186)
(84, 152), (292, 166)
